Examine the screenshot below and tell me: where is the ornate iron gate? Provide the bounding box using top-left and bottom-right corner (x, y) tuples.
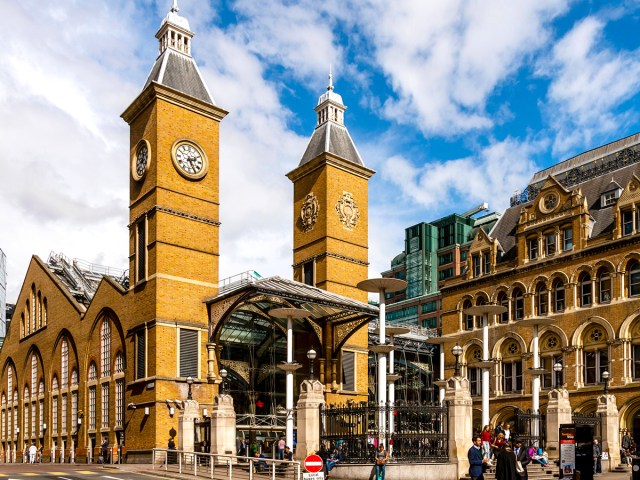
(513, 408), (546, 448)
(320, 401), (448, 463)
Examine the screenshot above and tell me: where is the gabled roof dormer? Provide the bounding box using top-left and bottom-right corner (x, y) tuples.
(600, 178), (623, 208)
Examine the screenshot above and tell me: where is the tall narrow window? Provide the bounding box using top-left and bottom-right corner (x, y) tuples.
(101, 383), (110, 429)
(629, 263), (640, 297)
(38, 399), (44, 437)
(483, 252), (490, 274)
(584, 349), (609, 385)
(579, 273), (592, 306)
(473, 255), (481, 277)
(115, 379), (124, 428)
(512, 289), (524, 320)
(52, 395), (58, 435)
(89, 387), (96, 431)
(23, 386), (29, 436)
(542, 356), (563, 389)
(528, 238), (538, 260)
(498, 292), (509, 323)
(2, 393), (6, 440)
(61, 393), (67, 433)
(31, 400), (35, 437)
(89, 362), (97, 382)
(101, 318), (111, 377)
(303, 261), (314, 286)
(633, 344), (640, 380)
(341, 351), (356, 391)
(37, 292), (43, 329)
(71, 391), (77, 433)
(545, 233), (556, 256)
(136, 330), (146, 380)
(563, 228), (573, 251)
(536, 283), (548, 315)
(469, 367), (483, 396)
(61, 339), (69, 387)
(31, 355), (37, 392)
(623, 211), (634, 236)
(553, 280), (565, 312)
(136, 218), (146, 283)
(463, 300), (474, 330)
(502, 361), (523, 392)
(179, 329), (199, 378)
(598, 269), (611, 303)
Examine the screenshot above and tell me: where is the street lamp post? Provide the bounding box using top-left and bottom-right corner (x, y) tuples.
(452, 344), (463, 376)
(270, 307), (307, 452)
(358, 277), (407, 448)
(553, 362), (563, 389)
(602, 370), (610, 394)
(219, 368), (228, 394)
(307, 348), (316, 380)
(186, 376), (194, 400)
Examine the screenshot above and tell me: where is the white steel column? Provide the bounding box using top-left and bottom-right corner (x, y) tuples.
(439, 348), (446, 405)
(482, 314), (490, 427)
(270, 307), (307, 452)
(532, 323), (540, 438)
(358, 278), (407, 449)
(286, 314), (294, 449)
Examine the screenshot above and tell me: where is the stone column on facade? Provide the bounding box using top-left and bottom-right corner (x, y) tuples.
(206, 342), (217, 383)
(445, 375), (473, 479)
(210, 393), (236, 463)
(596, 393), (620, 471)
(295, 379), (325, 461)
(545, 388), (572, 455)
(178, 399), (200, 462)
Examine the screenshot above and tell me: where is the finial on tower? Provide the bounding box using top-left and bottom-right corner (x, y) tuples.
(171, 0), (179, 13)
(328, 65), (334, 91)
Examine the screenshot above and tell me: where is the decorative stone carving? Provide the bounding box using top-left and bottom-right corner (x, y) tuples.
(300, 193), (319, 232)
(335, 191), (360, 230)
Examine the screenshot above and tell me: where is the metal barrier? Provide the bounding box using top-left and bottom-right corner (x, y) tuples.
(320, 401), (449, 463)
(513, 408), (546, 448)
(152, 448), (301, 479)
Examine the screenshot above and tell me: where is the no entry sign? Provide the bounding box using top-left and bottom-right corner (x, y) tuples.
(304, 454), (324, 473)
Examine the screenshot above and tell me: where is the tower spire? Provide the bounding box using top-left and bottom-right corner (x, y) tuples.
(171, 0), (179, 12)
(328, 65), (333, 91)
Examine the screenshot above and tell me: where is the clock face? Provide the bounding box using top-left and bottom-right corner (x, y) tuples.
(171, 140), (208, 179)
(132, 140), (150, 181)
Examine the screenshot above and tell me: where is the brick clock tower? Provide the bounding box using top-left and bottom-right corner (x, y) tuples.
(287, 73), (374, 401)
(121, 3), (227, 449)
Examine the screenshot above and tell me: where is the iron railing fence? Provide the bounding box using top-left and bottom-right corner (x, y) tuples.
(320, 401), (448, 463)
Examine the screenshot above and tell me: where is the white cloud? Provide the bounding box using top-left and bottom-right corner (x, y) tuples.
(345, 0), (568, 136)
(539, 16), (640, 154)
(380, 137), (546, 213)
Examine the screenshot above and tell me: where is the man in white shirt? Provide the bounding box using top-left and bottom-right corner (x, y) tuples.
(28, 443), (37, 464)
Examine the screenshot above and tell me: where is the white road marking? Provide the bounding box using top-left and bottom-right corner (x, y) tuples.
(101, 476), (124, 480)
(58, 477), (74, 480)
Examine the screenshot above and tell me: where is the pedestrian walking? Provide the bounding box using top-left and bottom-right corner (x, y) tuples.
(374, 444), (388, 480)
(513, 439), (531, 480)
(469, 435), (489, 480)
(495, 442), (517, 480)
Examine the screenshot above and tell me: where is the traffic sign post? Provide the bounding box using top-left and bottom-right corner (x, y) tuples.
(304, 454), (324, 473)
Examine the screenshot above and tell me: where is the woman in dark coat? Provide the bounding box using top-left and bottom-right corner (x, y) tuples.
(495, 442), (517, 480)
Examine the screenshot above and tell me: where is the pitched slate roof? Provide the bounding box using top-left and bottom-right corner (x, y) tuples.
(144, 49), (214, 105)
(298, 121), (364, 167)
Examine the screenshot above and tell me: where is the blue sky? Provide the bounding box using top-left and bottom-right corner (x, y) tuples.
(1, 0), (640, 302)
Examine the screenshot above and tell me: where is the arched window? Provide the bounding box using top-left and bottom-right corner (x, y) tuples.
(629, 262), (640, 297)
(71, 369), (78, 387)
(536, 283), (548, 316)
(1, 393), (5, 440)
(23, 385), (29, 435)
(467, 347), (483, 396)
(88, 362), (97, 382)
(497, 292), (509, 323)
(31, 285), (36, 332)
(21, 313), (25, 338)
(37, 292), (43, 329)
(597, 268), (612, 303)
(25, 302), (30, 334)
(101, 318), (111, 377)
(578, 272), (592, 307)
(512, 288), (524, 320)
(552, 279), (565, 312)
(583, 326), (609, 385)
(502, 341), (523, 392)
(61, 339), (69, 387)
(463, 300), (473, 331)
(475, 297), (487, 328)
(43, 298), (48, 325)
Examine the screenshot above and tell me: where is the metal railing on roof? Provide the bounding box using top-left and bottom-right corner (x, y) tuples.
(217, 270), (262, 295)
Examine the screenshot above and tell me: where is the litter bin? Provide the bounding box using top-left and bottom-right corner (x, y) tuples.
(631, 457), (640, 480)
